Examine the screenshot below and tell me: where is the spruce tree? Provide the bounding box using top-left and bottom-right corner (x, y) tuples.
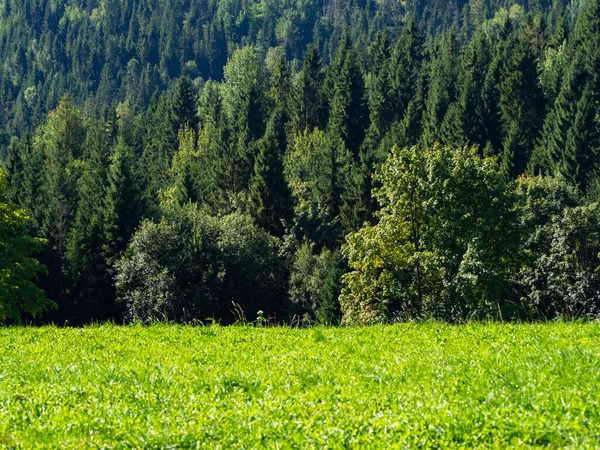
(267, 48), (293, 114)
(295, 44), (326, 133)
(248, 117), (293, 237)
(530, 59), (584, 176)
(140, 92), (177, 214)
(497, 32), (544, 177)
(103, 139), (139, 272)
(4, 137), (25, 205)
(172, 76), (199, 133)
(561, 83), (600, 193)
(365, 31), (393, 143)
(439, 31), (490, 149)
(389, 19), (424, 120)
(326, 30), (367, 159)
(65, 120), (112, 322)
(422, 31), (458, 147)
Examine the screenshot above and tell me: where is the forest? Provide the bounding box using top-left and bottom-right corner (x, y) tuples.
(2, 0), (600, 325)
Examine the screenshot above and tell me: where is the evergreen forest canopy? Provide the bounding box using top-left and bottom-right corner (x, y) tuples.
(3, 0), (600, 325)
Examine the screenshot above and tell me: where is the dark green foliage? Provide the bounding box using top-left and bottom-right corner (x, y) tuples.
(5, 0), (600, 325)
(326, 31), (367, 158)
(172, 76), (199, 133)
(65, 119), (114, 322)
(140, 92), (177, 214)
(515, 176), (600, 319)
(116, 206), (286, 323)
(248, 116), (293, 237)
(294, 44), (327, 132)
(497, 32), (544, 177)
(389, 19), (425, 121)
(422, 31), (459, 147)
(0, 169), (53, 322)
(103, 140), (140, 269)
(288, 242), (344, 324)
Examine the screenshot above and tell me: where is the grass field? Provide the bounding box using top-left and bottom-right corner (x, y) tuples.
(1, 323), (600, 448)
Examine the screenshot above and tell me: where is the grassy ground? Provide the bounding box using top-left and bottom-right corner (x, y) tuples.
(0, 323), (599, 448)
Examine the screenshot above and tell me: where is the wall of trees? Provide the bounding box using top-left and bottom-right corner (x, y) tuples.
(4, 0), (600, 324)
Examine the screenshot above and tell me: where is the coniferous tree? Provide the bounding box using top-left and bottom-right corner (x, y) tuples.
(422, 31), (458, 147)
(561, 83), (600, 193)
(0, 169), (53, 322)
(326, 30), (367, 159)
(364, 31), (393, 144)
(40, 97), (85, 260)
(498, 32), (544, 177)
(531, 0), (600, 194)
(248, 117), (293, 237)
(439, 31), (490, 149)
(172, 76), (199, 133)
(531, 58), (584, 176)
(295, 44), (326, 132)
(65, 119), (113, 322)
(267, 47), (293, 114)
(389, 19), (424, 121)
(140, 92), (177, 214)
(222, 46), (267, 193)
(103, 139), (139, 273)
(34, 96), (86, 317)
(4, 137), (26, 205)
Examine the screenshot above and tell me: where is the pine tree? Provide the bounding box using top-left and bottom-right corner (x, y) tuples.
(103, 139), (139, 272)
(295, 44), (326, 132)
(65, 120), (113, 322)
(439, 31), (490, 149)
(365, 31), (393, 143)
(530, 59), (584, 176)
(267, 47), (292, 113)
(41, 96), (85, 258)
(172, 76), (199, 133)
(573, 0), (600, 85)
(326, 30), (367, 159)
(497, 32), (544, 177)
(422, 31), (458, 147)
(140, 92), (177, 214)
(561, 82), (600, 193)
(4, 137), (25, 205)
(34, 96), (86, 319)
(170, 126), (199, 206)
(248, 118), (293, 237)
(389, 19), (424, 120)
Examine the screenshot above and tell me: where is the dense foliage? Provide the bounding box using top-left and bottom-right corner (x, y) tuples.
(341, 145), (600, 324)
(4, 0), (600, 324)
(0, 170), (52, 321)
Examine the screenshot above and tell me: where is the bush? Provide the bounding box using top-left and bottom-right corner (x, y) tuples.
(340, 145), (600, 324)
(116, 206), (286, 323)
(515, 176), (600, 319)
(0, 170), (53, 322)
(340, 144), (521, 324)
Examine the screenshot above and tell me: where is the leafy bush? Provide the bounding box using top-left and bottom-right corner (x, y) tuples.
(340, 146), (600, 324)
(0, 170), (53, 322)
(340, 144), (520, 324)
(515, 176), (600, 319)
(116, 206), (286, 323)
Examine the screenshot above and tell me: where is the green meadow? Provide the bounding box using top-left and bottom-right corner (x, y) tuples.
(1, 323), (599, 448)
